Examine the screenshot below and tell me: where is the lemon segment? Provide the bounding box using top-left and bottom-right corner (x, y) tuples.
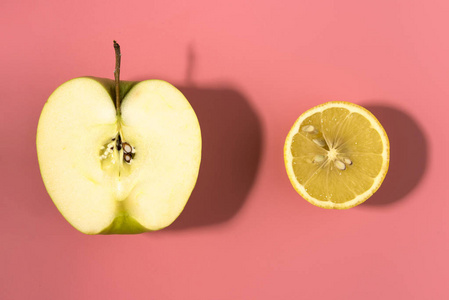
(284, 102), (389, 209)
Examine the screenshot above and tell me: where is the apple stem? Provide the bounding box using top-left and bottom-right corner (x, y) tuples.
(113, 40), (121, 115)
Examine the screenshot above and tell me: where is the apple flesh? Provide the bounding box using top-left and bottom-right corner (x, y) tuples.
(37, 77), (201, 234)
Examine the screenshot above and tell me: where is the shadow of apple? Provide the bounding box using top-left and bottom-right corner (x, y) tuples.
(363, 104), (428, 206)
(167, 86), (263, 229)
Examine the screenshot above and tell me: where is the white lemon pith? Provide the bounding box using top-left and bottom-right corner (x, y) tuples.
(284, 102), (389, 209)
(37, 78), (201, 233)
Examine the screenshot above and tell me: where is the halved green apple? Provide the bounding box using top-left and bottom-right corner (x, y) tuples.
(36, 44), (201, 234)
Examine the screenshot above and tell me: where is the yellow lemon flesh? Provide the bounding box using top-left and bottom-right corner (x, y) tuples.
(284, 102), (389, 209)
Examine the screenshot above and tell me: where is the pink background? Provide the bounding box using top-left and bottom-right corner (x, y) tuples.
(1, 0), (448, 299)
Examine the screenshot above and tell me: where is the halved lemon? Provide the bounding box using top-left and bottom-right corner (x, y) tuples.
(284, 101), (389, 209)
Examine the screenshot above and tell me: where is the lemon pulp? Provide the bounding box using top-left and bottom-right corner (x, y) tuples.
(284, 102), (389, 209)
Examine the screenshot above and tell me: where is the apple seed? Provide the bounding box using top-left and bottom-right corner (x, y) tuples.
(124, 153), (132, 163)
(116, 134), (122, 151)
(122, 142), (132, 154)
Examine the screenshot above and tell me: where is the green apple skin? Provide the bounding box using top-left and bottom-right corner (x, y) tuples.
(37, 77), (202, 234)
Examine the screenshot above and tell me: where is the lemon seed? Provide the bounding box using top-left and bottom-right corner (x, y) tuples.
(335, 160), (346, 170)
(313, 155), (325, 163)
(313, 138), (326, 147)
(302, 125), (316, 133)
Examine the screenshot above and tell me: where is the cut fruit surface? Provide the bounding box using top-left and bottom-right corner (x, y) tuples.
(284, 102), (389, 209)
(37, 77), (201, 234)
